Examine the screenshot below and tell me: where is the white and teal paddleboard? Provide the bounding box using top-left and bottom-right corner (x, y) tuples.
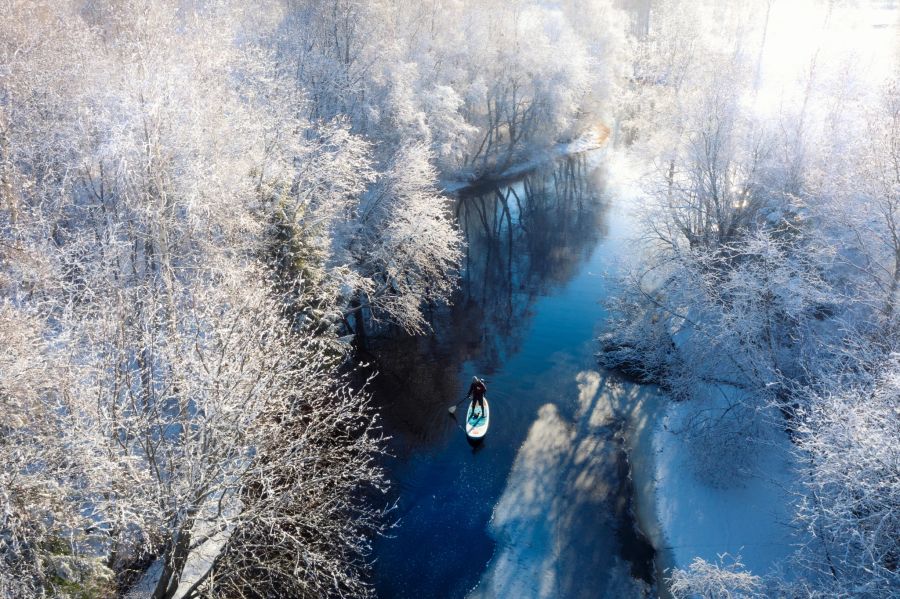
(465, 398), (489, 440)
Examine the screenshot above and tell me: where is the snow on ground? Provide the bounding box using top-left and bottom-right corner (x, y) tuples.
(648, 384), (804, 581)
(125, 559), (163, 599)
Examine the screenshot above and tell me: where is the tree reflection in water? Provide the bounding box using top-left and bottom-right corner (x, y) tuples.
(366, 154), (610, 451)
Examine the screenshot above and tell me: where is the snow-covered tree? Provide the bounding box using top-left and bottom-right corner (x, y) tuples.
(839, 78), (900, 333)
(276, 0), (626, 177)
(346, 144), (463, 335)
(792, 358), (900, 598)
(1, 2), (390, 596)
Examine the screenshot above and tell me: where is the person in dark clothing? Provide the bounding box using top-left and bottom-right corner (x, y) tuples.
(466, 376), (487, 417)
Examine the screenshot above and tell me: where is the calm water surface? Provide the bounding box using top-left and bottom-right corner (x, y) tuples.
(369, 153), (655, 598)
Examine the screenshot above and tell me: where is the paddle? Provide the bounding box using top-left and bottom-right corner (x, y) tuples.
(448, 397), (468, 416)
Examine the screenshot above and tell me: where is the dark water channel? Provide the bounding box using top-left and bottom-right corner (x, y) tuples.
(368, 153), (656, 598)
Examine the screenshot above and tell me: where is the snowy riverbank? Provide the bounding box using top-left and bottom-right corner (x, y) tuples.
(626, 383), (806, 593)
(600, 148), (810, 594)
(440, 125), (610, 194)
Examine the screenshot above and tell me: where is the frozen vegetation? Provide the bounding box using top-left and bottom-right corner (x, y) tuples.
(601, 0), (900, 597)
(0, 0), (623, 597)
(2, 0), (899, 597)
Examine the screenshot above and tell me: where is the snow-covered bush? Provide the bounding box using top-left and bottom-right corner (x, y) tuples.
(793, 359), (900, 598)
(669, 554), (764, 599)
(604, 226), (833, 410)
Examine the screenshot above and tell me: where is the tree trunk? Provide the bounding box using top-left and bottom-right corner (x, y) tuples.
(150, 520), (194, 599)
(884, 248), (900, 322)
(754, 0), (773, 91)
(349, 294), (367, 349)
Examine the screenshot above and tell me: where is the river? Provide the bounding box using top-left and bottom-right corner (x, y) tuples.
(367, 151), (667, 598)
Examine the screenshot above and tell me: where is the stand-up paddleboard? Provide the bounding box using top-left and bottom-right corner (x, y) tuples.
(465, 398), (489, 441)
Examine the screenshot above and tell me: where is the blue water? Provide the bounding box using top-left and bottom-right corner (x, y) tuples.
(369, 154), (649, 598)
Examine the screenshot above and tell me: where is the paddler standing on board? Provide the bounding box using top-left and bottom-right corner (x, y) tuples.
(466, 376), (487, 418)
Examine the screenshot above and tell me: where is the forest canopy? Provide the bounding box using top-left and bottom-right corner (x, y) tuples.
(0, 0), (623, 596)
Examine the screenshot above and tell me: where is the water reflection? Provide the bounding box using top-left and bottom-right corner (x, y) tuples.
(367, 155), (610, 451)
(368, 151), (666, 598)
(458, 156), (608, 367)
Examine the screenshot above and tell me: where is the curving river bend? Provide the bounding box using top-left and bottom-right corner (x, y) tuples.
(367, 152), (668, 598)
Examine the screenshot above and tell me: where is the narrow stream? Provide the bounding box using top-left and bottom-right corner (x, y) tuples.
(368, 152), (661, 598)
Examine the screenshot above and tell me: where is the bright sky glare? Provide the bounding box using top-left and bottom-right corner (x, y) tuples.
(757, 0), (899, 110)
